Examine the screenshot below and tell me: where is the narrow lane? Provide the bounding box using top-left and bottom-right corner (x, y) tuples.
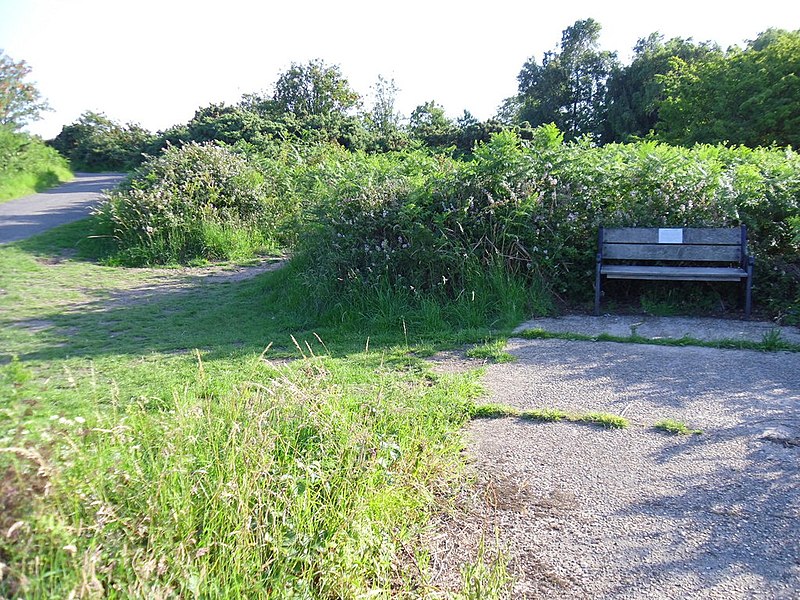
(0, 172), (125, 244)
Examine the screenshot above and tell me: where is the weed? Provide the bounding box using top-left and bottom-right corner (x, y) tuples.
(466, 339), (516, 363)
(761, 328), (784, 351)
(654, 419), (703, 435)
(458, 536), (512, 599)
(471, 403), (627, 429)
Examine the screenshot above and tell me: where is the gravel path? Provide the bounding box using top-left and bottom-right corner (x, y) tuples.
(429, 334), (800, 598)
(0, 172), (125, 244)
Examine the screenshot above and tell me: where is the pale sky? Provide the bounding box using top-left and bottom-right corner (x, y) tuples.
(1, 0), (798, 139)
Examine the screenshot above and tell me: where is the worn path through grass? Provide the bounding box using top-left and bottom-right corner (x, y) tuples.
(0, 220), (511, 598)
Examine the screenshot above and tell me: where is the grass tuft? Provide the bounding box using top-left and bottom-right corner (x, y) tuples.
(457, 536), (512, 599)
(581, 412), (630, 429)
(465, 339), (516, 363)
(471, 403), (520, 418)
(654, 419), (703, 435)
(520, 408), (570, 422)
(471, 403), (628, 429)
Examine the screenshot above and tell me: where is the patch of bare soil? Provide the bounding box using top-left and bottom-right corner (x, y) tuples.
(425, 348), (490, 374)
(103, 258), (286, 307)
(35, 248), (77, 265)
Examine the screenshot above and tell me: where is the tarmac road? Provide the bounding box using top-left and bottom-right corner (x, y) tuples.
(0, 172), (126, 244)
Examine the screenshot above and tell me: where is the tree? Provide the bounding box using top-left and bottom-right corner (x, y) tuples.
(453, 111), (504, 154)
(516, 19), (618, 140)
(0, 50), (49, 129)
(657, 29), (800, 147)
(273, 59), (360, 119)
(364, 75), (407, 152)
(408, 101), (456, 148)
(271, 59), (366, 149)
(50, 111), (154, 171)
(185, 102), (286, 148)
(605, 34), (720, 142)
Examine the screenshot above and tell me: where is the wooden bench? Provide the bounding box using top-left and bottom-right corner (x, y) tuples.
(594, 226), (754, 317)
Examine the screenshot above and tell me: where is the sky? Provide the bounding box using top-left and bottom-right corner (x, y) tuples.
(1, 0), (799, 139)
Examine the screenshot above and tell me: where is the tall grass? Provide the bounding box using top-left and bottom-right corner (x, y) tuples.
(1, 348), (483, 597)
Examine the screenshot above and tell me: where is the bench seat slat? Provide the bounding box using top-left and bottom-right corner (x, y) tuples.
(601, 265), (748, 281)
(603, 228), (741, 244)
(603, 243), (741, 262)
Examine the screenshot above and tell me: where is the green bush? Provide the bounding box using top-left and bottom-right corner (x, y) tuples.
(0, 126), (72, 201)
(49, 111), (155, 172)
(95, 142), (279, 265)
(295, 127), (800, 320)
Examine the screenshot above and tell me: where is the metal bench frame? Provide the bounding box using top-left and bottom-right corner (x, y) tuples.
(594, 225), (754, 317)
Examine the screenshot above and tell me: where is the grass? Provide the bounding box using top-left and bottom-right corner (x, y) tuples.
(0, 165), (74, 203)
(465, 338), (516, 363)
(470, 403), (630, 429)
(654, 419), (703, 436)
(518, 327), (800, 353)
(0, 128), (73, 203)
(0, 219), (512, 598)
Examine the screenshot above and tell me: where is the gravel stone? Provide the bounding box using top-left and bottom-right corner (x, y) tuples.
(428, 327), (800, 599)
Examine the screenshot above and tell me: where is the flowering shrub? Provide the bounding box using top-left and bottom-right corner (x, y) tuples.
(298, 128), (800, 319)
(96, 142), (278, 264)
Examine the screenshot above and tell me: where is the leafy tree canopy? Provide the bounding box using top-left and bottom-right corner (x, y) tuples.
(50, 111), (154, 171)
(408, 100), (456, 149)
(516, 18), (618, 140)
(0, 50), (49, 129)
(657, 29), (800, 147)
(605, 33), (721, 142)
(363, 75), (407, 152)
(273, 59), (360, 119)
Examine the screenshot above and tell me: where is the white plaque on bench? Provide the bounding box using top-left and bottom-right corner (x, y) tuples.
(658, 228), (683, 244)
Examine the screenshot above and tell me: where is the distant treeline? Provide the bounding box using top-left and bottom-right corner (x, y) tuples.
(47, 22), (800, 171)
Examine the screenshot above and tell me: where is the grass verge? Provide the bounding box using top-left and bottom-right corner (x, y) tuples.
(518, 328), (800, 353)
(0, 129), (73, 203)
(0, 220), (508, 597)
(471, 403), (630, 429)
(0, 165), (74, 203)
(465, 339), (516, 363)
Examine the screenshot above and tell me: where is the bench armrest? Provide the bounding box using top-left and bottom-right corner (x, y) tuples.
(596, 252), (603, 264)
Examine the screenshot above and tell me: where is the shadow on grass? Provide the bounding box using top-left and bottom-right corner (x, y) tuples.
(10, 268), (326, 362)
(12, 216), (117, 260)
(4, 260), (474, 366)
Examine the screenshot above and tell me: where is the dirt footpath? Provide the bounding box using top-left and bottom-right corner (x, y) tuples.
(429, 318), (800, 599)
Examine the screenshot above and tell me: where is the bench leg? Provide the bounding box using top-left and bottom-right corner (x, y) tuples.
(744, 275), (753, 320)
(594, 267), (602, 316)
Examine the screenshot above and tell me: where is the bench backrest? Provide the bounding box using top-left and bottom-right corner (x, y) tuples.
(600, 226), (746, 264)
